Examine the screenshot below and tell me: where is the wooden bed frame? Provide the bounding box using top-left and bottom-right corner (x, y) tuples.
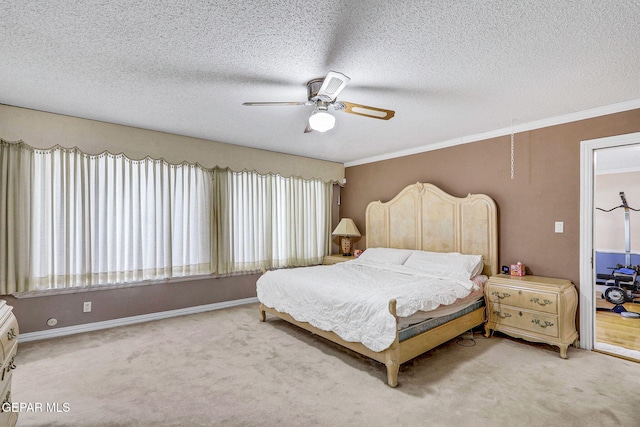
(259, 182), (498, 387)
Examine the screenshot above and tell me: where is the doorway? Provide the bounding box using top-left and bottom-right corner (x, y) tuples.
(580, 132), (640, 360)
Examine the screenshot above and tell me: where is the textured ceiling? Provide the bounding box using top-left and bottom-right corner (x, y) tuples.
(1, 1), (640, 164)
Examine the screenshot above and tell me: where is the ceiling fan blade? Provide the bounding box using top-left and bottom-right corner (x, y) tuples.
(242, 101), (311, 106)
(316, 71), (351, 102)
(339, 101), (395, 120)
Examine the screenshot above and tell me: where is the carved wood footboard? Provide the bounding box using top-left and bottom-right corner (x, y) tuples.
(259, 301), (485, 387)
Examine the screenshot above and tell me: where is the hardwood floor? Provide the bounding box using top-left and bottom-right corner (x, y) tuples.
(595, 292), (640, 355)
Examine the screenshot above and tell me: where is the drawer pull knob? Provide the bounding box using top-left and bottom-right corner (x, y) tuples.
(532, 319), (554, 328)
(530, 297), (553, 307)
(493, 310), (512, 319)
(7, 328), (16, 341)
(491, 291), (510, 299)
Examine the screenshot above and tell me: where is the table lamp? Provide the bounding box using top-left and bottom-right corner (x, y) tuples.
(332, 218), (361, 256)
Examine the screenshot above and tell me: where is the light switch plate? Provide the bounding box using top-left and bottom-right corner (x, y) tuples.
(555, 221), (564, 233)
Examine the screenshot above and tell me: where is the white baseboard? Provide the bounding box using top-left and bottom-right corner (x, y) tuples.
(19, 297), (259, 343)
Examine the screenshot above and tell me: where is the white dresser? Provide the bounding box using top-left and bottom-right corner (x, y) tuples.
(484, 274), (578, 358)
(0, 300), (18, 427)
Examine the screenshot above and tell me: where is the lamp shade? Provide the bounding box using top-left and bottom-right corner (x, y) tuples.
(332, 218), (361, 237)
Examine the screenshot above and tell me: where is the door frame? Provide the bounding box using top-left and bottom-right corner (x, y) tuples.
(579, 131), (640, 350)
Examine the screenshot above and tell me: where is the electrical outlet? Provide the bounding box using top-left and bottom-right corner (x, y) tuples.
(47, 318), (58, 326)
(83, 301), (92, 313)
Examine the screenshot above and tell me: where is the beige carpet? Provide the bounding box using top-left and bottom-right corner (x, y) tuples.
(12, 303), (640, 427)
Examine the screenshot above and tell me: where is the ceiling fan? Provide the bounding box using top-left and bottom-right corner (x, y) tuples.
(242, 71), (395, 133)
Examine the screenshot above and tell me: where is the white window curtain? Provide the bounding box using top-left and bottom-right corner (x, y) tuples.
(0, 140), (334, 295)
(0, 141), (213, 294)
(215, 169), (332, 274)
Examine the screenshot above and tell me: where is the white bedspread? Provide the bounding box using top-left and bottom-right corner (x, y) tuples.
(256, 259), (477, 352)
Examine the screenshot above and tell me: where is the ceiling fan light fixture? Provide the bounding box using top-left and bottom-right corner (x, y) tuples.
(242, 70), (395, 134)
(308, 109), (335, 132)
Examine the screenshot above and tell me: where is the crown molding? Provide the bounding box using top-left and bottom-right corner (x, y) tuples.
(596, 166), (640, 175)
(344, 98), (640, 168)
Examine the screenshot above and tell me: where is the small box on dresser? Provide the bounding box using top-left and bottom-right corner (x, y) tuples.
(0, 300), (18, 427)
(484, 274), (578, 359)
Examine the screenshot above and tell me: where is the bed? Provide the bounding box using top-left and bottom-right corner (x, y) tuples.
(257, 182), (498, 387)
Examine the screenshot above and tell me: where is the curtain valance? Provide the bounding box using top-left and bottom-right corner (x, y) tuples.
(0, 139), (332, 294)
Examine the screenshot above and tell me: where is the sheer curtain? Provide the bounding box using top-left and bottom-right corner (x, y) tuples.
(0, 141), (213, 294)
(215, 169), (332, 274)
(0, 140), (333, 295)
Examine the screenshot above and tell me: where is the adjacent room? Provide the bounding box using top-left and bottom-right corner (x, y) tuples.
(1, 1), (640, 426)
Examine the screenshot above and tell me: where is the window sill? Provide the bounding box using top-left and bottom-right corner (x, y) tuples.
(10, 270), (262, 299)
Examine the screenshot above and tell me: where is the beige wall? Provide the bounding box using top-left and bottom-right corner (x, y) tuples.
(594, 171), (640, 253)
(1, 103), (343, 334)
(4, 275), (259, 334)
(0, 104), (344, 183)
(340, 109), (640, 291)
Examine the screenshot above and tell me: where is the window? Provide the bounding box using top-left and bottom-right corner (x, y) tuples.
(215, 169), (332, 273)
(0, 140), (332, 294)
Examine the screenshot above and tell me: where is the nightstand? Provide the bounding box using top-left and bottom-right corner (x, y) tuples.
(484, 274), (578, 358)
(323, 254), (356, 265)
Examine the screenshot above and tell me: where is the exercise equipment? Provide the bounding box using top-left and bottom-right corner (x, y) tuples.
(595, 192), (640, 313)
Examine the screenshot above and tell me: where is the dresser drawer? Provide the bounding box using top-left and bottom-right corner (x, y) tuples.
(0, 344), (17, 388)
(0, 301), (17, 427)
(489, 306), (559, 338)
(0, 316), (18, 365)
(0, 370), (12, 417)
(0, 379), (17, 427)
(487, 284), (558, 314)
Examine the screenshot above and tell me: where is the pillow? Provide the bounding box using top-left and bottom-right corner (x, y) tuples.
(403, 250), (484, 281)
(356, 247), (414, 265)
(471, 274), (489, 290)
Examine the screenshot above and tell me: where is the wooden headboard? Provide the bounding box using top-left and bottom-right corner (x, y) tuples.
(365, 183), (498, 276)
